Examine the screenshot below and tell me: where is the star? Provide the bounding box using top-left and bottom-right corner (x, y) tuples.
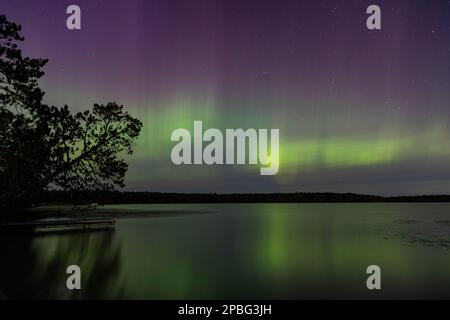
(330, 6), (339, 15)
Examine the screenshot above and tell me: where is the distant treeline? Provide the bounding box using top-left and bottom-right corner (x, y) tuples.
(36, 191), (450, 205)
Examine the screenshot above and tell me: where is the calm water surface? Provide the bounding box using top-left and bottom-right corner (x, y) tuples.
(1, 203), (450, 299)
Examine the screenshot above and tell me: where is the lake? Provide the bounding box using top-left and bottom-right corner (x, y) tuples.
(1, 203), (450, 299)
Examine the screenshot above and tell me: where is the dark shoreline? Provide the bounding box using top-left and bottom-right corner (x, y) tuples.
(37, 191), (450, 205)
(2, 193), (450, 223)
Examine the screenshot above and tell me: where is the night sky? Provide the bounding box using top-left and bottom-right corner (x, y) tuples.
(2, 0), (450, 195)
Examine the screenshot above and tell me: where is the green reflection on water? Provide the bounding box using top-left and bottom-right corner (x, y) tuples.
(1, 203), (450, 299)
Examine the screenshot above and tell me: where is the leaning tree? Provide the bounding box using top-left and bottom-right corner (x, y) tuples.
(0, 15), (142, 209)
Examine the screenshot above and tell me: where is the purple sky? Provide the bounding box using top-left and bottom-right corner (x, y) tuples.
(2, 0), (450, 195)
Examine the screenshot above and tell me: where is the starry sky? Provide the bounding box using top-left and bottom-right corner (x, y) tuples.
(2, 0), (450, 195)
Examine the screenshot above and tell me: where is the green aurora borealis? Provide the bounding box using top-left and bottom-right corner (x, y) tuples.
(2, 0), (450, 194)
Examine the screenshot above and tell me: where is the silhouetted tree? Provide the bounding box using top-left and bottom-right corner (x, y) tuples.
(0, 15), (142, 210)
(47, 102), (142, 192)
